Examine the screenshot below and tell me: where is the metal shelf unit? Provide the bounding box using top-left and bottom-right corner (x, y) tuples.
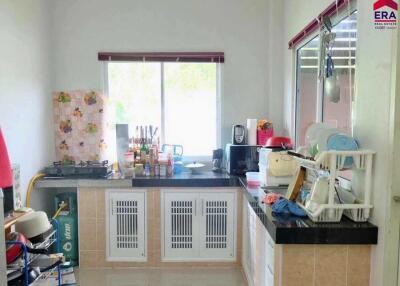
(6, 220), (62, 286)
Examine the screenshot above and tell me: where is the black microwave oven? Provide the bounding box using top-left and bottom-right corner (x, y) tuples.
(225, 144), (261, 175)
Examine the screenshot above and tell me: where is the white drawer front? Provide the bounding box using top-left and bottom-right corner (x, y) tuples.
(264, 229), (275, 273)
(265, 263), (274, 286)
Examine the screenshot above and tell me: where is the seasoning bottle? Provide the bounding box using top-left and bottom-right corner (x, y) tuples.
(159, 158), (167, 177)
(154, 159), (160, 177)
(167, 153), (173, 177)
(145, 156), (151, 177)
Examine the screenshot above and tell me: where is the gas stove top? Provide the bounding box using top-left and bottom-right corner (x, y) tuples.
(44, 160), (112, 178)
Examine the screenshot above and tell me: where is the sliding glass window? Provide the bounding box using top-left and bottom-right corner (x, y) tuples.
(107, 62), (219, 158)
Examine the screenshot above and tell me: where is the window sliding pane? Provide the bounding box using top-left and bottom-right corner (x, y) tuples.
(108, 62), (161, 128)
(323, 11), (357, 134)
(296, 36), (319, 146)
(164, 63), (217, 157)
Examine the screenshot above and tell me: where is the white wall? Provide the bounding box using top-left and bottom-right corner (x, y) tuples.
(0, 0), (54, 202)
(50, 0), (283, 147)
(282, 1), (399, 285)
(353, 2), (398, 285)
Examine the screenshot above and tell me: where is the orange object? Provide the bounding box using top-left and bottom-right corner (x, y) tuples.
(263, 193), (281, 205)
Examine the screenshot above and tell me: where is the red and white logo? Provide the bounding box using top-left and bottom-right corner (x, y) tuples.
(374, 0), (398, 29)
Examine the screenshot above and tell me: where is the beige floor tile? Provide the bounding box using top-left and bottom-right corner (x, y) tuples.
(75, 268), (247, 286)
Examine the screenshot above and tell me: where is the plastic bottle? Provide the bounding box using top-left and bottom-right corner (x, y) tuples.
(145, 156), (151, 177)
(154, 159), (160, 177)
(167, 153), (174, 177)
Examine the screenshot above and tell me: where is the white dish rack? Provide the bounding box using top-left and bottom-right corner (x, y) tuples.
(294, 148), (375, 223)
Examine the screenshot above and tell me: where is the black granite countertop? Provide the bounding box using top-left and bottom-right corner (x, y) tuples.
(36, 171), (241, 188)
(131, 171), (241, 187)
(239, 177), (378, 244)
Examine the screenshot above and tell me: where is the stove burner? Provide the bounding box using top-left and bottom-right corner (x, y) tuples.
(46, 160), (111, 178)
(86, 160), (108, 167)
(52, 160), (108, 167)
(53, 161), (76, 167)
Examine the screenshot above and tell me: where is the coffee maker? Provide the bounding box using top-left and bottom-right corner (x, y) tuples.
(232, 125), (246, 145)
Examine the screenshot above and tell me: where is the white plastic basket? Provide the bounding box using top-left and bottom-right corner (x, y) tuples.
(293, 150), (375, 171)
(298, 204), (344, 222)
(298, 203), (372, 223)
(293, 148), (375, 223)
(343, 207), (372, 222)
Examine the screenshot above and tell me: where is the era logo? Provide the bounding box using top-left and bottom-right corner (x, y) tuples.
(373, 0), (398, 29)
(375, 10), (397, 19)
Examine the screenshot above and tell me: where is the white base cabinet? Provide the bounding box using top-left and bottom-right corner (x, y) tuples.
(162, 189), (237, 261)
(106, 190), (147, 261)
(242, 194), (275, 286)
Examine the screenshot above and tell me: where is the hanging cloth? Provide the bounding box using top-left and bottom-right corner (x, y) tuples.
(0, 127), (12, 188)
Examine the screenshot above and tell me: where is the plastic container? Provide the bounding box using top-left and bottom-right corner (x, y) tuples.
(258, 148), (296, 187)
(174, 161), (183, 174)
(246, 172), (260, 187)
(259, 162), (293, 187)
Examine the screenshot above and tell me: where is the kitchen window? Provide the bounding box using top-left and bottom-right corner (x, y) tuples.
(295, 9), (357, 146)
(105, 59), (221, 159)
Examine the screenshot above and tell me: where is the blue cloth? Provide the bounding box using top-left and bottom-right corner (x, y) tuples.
(272, 197), (307, 217)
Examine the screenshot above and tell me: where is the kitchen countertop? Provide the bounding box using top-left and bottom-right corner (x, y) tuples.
(240, 178), (378, 244)
(35, 171), (239, 188)
(131, 171), (240, 187)
(34, 177), (132, 188)
(35, 171), (378, 244)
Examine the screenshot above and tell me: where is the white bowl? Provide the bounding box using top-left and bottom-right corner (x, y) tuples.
(185, 162), (206, 174)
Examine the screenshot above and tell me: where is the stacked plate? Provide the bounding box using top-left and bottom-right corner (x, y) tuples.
(305, 123), (359, 162)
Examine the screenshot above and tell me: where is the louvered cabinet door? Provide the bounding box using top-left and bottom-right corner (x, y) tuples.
(163, 193), (199, 259)
(107, 191), (146, 261)
(198, 192), (236, 259)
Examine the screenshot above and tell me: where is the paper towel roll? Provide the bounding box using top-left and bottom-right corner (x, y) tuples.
(247, 119), (257, 145)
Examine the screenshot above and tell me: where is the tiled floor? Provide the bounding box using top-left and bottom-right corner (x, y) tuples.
(75, 267), (247, 286)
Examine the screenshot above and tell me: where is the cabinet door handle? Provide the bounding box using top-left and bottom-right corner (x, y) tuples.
(201, 199), (204, 216)
(393, 196), (400, 203)
(111, 199), (114, 215)
(194, 199), (197, 216)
